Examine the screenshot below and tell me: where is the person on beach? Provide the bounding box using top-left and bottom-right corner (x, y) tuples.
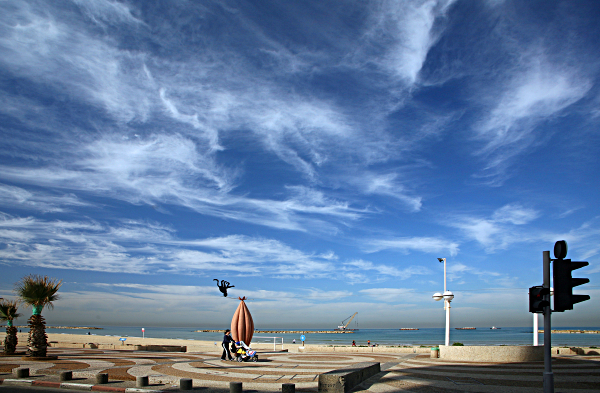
(367, 340), (371, 346)
(221, 329), (234, 361)
(352, 340), (356, 346)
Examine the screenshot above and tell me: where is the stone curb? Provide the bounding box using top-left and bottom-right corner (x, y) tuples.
(0, 378), (169, 392)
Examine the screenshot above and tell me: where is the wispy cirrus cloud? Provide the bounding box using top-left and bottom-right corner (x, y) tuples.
(362, 236), (460, 256)
(0, 1), (154, 123)
(358, 0), (457, 86)
(347, 172), (423, 212)
(0, 134), (370, 232)
(0, 183), (91, 213)
(359, 287), (416, 303)
(446, 262), (505, 284)
(344, 259), (431, 282)
(0, 213), (403, 282)
(0, 0), (417, 231)
(446, 203), (539, 251)
(71, 0), (145, 27)
(472, 53), (592, 184)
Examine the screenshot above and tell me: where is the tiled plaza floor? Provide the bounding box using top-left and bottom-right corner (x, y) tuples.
(1, 347), (599, 392)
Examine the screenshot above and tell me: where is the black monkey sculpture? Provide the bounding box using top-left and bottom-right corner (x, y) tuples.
(214, 279), (234, 297)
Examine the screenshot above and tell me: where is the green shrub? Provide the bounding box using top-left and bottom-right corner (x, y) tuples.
(452, 342), (464, 346)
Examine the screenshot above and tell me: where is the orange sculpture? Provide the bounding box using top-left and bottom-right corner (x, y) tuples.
(231, 296), (254, 345)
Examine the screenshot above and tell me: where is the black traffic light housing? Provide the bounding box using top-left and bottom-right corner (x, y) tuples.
(552, 240), (590, 312)
(529, 285), (550, 313)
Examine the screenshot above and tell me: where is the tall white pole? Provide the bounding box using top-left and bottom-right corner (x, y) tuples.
(443, 258), (449, 346)
(533, 313), (539, 346)
(445, 300), (450, 346)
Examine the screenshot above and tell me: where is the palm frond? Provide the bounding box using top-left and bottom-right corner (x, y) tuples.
(0, 299), (21, 321)
(15, 275), (62, 309)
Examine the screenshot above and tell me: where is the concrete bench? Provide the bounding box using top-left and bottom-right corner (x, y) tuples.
(318, 362), (380, 393)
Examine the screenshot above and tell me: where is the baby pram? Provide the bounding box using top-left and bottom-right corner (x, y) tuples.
(234, 341), (258, 362)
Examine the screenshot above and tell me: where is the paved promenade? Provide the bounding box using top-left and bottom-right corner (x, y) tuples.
(1, 346), (599, 392)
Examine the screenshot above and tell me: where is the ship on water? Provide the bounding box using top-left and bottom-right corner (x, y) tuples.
(334, 312), (359, 331)
(455, 327), (476, 330)
(399, 328), (419, 330)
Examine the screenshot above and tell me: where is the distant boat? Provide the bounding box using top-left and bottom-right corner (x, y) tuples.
(399, 328), (419, 330)
(335, 312), (359, 331)
(490, 326), (501, 330)
(455, 327), (476, 330)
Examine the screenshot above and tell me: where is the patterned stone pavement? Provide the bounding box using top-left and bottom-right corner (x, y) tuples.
(1, 348), (600, 392)
(0, 347), (402, 391)
(354, 354), (600, 393)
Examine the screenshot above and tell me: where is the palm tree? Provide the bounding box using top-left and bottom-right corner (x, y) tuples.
(15, 275), (62, 358)
(0, 299), (21, 355)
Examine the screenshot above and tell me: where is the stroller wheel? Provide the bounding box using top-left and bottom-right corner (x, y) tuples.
(252, 356), (258, 362)
(237, 357), (243, 362)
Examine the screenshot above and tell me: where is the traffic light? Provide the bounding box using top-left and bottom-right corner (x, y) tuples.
(529, 285), (550, 313)
(552, 240), (590, 312)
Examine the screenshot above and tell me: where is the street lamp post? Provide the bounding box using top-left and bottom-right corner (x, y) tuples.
(433, 257), (454, 346)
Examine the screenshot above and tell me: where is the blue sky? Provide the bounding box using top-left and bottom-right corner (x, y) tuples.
(0, 0), (599, 329)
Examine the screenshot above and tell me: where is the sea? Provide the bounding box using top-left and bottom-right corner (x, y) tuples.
(42, 326), (600, 347)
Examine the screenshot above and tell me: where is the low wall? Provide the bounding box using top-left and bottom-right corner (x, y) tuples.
(553, 347), (600, 355)
(48, 342), (187, 352)
(318, 362), (380, 393)
(299, 346), (430, 354)
(440, 345), (543, 362)
(134, 345), (186, 352)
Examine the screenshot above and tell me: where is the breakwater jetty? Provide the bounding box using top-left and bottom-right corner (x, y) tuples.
(538, 329), (600, 334)
(195, 329), (354, 334)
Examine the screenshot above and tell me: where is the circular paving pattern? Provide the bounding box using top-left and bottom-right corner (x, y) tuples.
(0, 347), (404, 390)
(2, 347), (600, 392)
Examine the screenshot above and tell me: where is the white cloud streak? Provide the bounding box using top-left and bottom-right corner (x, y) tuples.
(0, 183), (91, 213)
(0, 213), (410, 283)
(360, 0), (456, 86)
(472, 52), (592, 183)
(446, 204), (538, 252)
(359, 287), (415, 303)
(363, 236), (459, 256)
(0, 0), (424, 230)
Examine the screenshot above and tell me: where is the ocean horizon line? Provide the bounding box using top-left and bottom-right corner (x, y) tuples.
(21, 324), (600, 329)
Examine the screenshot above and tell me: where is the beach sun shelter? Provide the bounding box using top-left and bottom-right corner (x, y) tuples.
(231, 296), (254, 345)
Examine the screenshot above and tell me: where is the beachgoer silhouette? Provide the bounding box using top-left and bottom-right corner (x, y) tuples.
(221, 329), (234, 360)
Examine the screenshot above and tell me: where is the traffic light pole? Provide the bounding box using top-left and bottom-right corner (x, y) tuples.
(543, 251), (554, 393)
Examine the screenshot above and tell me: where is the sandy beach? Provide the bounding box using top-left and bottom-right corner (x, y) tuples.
(3, 332), (598, 356)
(2, 332), (228, 351)
(0, 332), (434, 354)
